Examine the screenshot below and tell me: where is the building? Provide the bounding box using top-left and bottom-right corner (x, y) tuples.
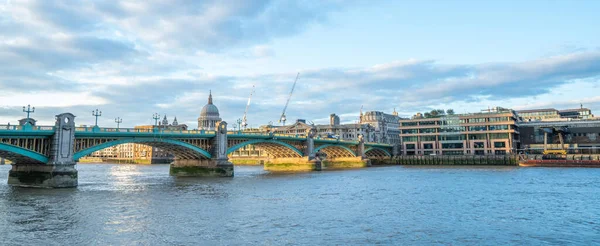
(399, 107), (520, 155)
(516, 106), (595, 122)
(519, 119), (600, 154)
(516, 108), (560, 122)
(360, 109), (404, 145)
(198, 91), (221, 130)
(558, 108), (594, 120)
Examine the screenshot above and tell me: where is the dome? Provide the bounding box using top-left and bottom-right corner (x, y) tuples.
(201, 104), (219, 117)
(199, 91), (220, 118)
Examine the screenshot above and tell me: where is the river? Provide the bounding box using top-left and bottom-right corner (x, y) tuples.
(1, 164), (599, 245)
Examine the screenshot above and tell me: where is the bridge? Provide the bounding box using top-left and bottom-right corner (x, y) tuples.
(0, 113), (397, 188)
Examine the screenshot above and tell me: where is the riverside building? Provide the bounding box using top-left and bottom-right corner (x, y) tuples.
(399, 107), (520, 156)
(516, 106), (595, 122)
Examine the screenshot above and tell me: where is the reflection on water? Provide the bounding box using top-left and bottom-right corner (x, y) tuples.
(1, 164), (600, 245)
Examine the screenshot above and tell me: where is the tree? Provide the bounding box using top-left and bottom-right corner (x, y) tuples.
(424, 112), (432, 118)
(446, 109), (455, 115)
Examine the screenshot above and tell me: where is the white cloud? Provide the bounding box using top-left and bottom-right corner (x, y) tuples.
(0, 91), (108, 107)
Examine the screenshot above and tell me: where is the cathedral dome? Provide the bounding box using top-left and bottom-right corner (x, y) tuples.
(200, 104), (219, 117)
(200, 91), (220, 117)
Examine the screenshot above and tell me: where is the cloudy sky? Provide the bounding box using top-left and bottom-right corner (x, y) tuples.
(1, 0), (599, 128)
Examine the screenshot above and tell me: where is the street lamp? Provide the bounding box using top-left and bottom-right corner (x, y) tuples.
(22, 104), (35, 124)
(115, 117), (122, 129)
(92, 109), (102, 126)
(236, 118), (242, 132)
(152, 113), (160, 126)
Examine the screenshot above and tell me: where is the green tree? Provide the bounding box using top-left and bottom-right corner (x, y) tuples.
(446, 109), (455, 115)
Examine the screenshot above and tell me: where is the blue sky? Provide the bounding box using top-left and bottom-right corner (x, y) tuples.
(0, 0), (599, 128)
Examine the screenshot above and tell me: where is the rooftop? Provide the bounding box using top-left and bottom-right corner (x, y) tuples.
(515, 108), (558, 113)
(558, 108), (591, 113)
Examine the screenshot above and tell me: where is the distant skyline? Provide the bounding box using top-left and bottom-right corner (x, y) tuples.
(1, 0), (599, 127)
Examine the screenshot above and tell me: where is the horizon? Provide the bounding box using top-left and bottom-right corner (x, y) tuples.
(1, 0), (599, 127)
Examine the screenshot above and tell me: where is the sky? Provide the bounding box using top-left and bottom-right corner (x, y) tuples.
(0, 0), (599, 128)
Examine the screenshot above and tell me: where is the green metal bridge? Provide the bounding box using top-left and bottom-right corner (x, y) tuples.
(0, 123), (394, 165)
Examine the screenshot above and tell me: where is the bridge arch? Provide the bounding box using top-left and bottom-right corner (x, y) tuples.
(227, 139), (303, 158)
(0, 142), (49, 164)
(314, 144), (356, 158)
(73, 138), (212, 161)
(365, 147), (392, 158)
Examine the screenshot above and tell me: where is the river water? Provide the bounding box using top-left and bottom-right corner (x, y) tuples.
(0, 164), (599, 245)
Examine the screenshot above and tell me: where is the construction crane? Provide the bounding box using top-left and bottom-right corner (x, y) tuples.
(279, 72), (300, 126)
(241, 85), (255, 130)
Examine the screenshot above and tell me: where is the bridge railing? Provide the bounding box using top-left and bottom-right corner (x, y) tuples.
(74, 127), (216, 135)
(0, 125), (55, 131)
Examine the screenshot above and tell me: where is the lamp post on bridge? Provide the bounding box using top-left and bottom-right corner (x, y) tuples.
(152, 113), (160, 126)
(115, 117), (122, 129)
(236, 118), (242, 133)
(92, 109), (102, 126)
(22, 104), (35, 125)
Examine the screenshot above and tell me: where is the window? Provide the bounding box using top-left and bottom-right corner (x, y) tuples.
(442, 143), (464, 149)
(402, 129), (418, 134)
(494, 142), (506, 148)
(423, 143), (434, 149)
(439, 135), (465, 141)
(401, 122), (418, 126)
(475, 150), (485, 155)
(489, 125), (509, 131)
(420, 121), (437, 125)
(420, 128), (437, 133)
(406, 144), (416, 149)
(468, 126), (487, 131)
(439, 126), (466, 133)
(490, 133), (509, 139)
(473, 142), (485, 148)
(469, 118), (486, 123)
(489, 117), (509, 122)
(421, 136), (436, 141)
(402, 136), (418, 142)
(469, 134), (487, 140)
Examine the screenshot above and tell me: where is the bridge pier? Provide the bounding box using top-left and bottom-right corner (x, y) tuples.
(8, 164), (77, 188)
(170, 122), (233, 177)
(264, 157), (322, 172)
(322, 157), (371, 169)
(8, 113), (78, 188)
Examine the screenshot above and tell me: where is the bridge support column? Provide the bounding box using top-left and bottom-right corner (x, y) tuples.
(264, 157), (322, 172)
(170, 122), (233, 177)
(8, 113), (78, 188)
(322, 157), (370, 169)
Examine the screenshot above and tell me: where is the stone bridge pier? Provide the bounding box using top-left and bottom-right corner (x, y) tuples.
(169, 122), (234, 177)
(8, 113), (78, 188)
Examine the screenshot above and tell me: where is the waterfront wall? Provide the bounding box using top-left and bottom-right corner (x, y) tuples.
(392, 155), (518, 166)
(263, 157), (320, 172)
